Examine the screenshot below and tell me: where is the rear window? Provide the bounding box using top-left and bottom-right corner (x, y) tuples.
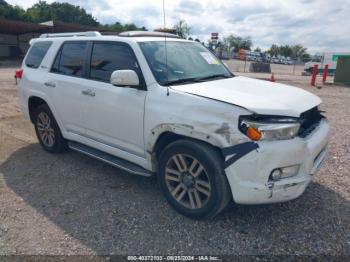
(25, 41), (52, 68)
(51, 42), (87, 77)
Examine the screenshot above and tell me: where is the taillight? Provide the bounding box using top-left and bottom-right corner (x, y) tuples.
(15, 69), (23, 79)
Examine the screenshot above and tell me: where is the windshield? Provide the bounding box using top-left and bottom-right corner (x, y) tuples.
(139, 41), (233, 86)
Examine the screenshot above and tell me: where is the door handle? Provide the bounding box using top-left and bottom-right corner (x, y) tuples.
(44, 81), (56, 88)
(81, 89), (95, 97)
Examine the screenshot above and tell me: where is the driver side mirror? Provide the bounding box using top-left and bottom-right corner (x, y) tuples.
(110, 70), (140, 87)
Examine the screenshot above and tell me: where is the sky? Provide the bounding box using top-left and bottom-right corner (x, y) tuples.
(9, 0), (350, 53)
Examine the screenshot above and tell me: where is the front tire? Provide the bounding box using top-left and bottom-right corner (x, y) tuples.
(34, 104), (67, 153)
(158, 139), (232, 219)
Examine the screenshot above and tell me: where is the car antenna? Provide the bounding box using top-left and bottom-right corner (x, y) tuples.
(163, 0), (170, 96)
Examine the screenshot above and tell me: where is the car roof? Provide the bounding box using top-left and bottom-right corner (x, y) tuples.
(31, 35), (191, 45)
(31, 31), (191, 44)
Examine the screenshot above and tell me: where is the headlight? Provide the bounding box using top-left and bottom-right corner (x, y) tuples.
(239, 115), (300, 141)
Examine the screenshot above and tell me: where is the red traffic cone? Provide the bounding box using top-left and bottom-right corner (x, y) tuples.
(270, 73), (275, 82)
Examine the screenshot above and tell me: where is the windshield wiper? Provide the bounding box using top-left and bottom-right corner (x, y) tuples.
(195, 74), (232, 81)
(163, 74), (232, 86)
(163, 77), (201, 86)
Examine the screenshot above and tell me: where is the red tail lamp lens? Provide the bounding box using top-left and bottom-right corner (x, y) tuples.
(15, 69), (23, 79)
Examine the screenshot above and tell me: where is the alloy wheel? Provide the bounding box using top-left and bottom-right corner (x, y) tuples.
(37, 112), (55, 147)
(165, 154), (211, 209)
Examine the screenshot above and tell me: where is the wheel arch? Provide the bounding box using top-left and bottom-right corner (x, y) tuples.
(152, 131), (223, 158)
(147, 123), (231, 156)
(28, 96), (49, 123)
(27, 95), (64, 137)
(148, 125), (226, 171)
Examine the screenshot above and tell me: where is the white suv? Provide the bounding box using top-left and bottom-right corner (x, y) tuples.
(17, 31), (330, 219)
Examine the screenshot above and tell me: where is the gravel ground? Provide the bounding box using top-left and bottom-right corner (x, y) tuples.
(0, 60), (349, 257)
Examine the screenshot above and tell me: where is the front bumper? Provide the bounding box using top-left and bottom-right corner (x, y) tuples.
(224, 118), (330, 204)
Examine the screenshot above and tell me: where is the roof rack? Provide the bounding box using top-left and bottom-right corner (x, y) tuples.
(40, 31), (101, 38)
(119, 31), (179, 38)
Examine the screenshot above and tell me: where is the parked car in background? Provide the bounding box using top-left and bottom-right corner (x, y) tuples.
(244, 51), (262, 62)
(261, 53), (271, 63)
(286, 57), (294, 65)
(271, 56), (280, 64)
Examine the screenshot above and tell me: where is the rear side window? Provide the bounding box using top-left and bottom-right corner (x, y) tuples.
(51, 42), (87, 77)
(25, 41), (52, 68)
(90, 42), (141, 82)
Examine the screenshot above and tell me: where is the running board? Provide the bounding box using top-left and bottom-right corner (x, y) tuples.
(68, 141), (153, 177)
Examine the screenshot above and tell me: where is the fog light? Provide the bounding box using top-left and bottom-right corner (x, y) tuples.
(269, 165), (300, 181)
(280, 165), (300, 179)
(270, 169), (282, 180)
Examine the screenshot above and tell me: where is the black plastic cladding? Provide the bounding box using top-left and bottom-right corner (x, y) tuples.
(298, 107), (324, 138)
(222, 142), (259, 169)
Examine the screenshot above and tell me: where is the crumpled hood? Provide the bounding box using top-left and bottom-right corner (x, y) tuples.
(171, 76), (321, 117)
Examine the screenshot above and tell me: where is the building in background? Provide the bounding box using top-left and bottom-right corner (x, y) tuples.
(0, 18), (113, 58)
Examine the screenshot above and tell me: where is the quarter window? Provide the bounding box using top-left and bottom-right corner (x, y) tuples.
(90, 42), (141, 83)
(52, 42), (87, 77)
(25, 41), (52, 68)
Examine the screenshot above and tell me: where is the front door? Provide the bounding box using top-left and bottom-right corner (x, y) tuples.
(82, 41), (147, 157)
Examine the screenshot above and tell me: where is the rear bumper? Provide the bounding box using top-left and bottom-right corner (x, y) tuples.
(224, 119), (330, 204)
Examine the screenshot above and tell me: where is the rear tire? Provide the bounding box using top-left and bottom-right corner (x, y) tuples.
(34, 104), (67, 153)
(158, 139), (232, 219)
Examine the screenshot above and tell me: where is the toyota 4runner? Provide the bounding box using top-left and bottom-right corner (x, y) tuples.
(16, 31), (330, 219)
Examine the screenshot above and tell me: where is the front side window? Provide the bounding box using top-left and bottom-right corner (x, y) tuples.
(52, 42), (87, 77)
(90, 42), (141, 83)
(25, 41), (52, 68)
(139, 41), (232, 86)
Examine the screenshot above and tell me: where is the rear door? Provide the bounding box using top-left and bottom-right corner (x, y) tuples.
(81, 41), (147, 157)
(47, 41), (89, 136)
(19, 41), (53, 113)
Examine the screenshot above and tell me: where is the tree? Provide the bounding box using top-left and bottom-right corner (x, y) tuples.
(154, 28), (176, 34)
(301, 53), (311, 62)
(25, 1), (99, 26)
(174, 19), (191, 39)
(0, 0), (148, 33)
(225, 34), (252, 52)
(219, 37), (228, 52)
(105, 22), (124, 32)
(104, 22), (146, 32)
(254, 47), (261, 53)
(267, 44), (308, 59)
(290, 44), (307, 60)
(267, 44), (280, 56)
(0, 1), (28, 21)
(278, 45), (293, 57)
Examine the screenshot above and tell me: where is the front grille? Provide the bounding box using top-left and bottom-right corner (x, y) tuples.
(298, 107), (324, 138)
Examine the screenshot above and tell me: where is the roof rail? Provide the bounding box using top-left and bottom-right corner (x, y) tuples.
(119, 31), (179, 38)
(40, 31), (101, 38)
